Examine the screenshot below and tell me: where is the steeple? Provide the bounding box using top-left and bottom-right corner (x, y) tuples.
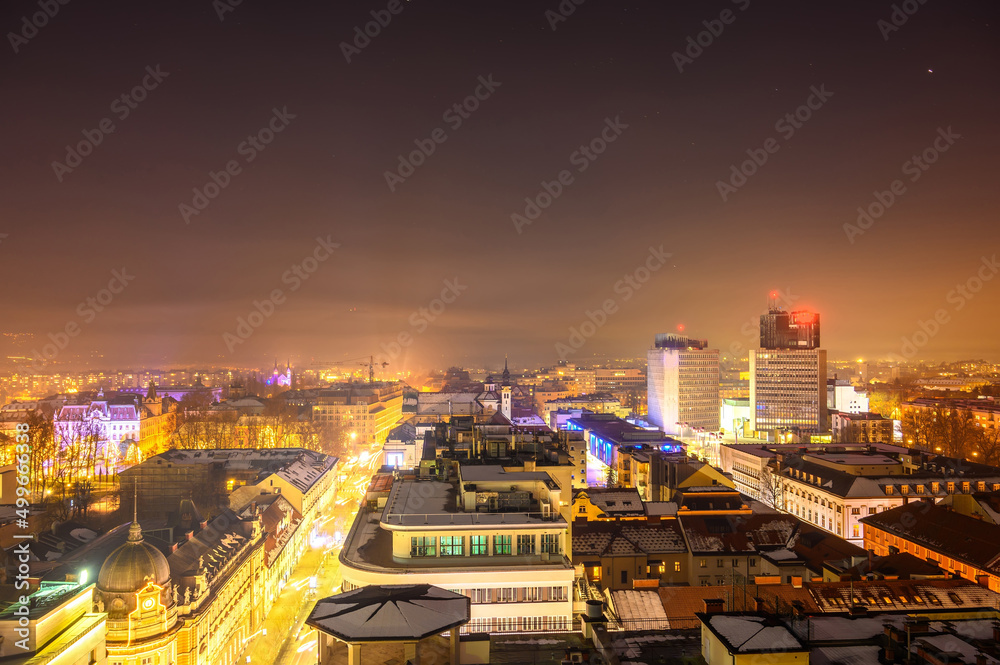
(501, 355), (510, 385)
(128, 484), (143, 543)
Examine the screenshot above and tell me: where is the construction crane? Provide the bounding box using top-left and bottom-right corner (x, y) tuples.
(310, 355), (388, 383)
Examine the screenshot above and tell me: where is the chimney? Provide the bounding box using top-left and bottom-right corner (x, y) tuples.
(791, 576), (803, 589)
(185, 530), (194, 540)
(976, 654), (987, 665)
(703, 599), (725, 615)
(199, 520), (208, 530)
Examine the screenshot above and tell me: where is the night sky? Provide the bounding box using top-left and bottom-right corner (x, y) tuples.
(3, 1), (998, 372)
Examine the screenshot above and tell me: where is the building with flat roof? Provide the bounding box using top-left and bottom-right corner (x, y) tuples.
(338, 465), (574, 634)
(0, 582), (106, 663)
(566, 413), (682, 473)
(751, 306), (827, 436)
(647, 334), (720, 436)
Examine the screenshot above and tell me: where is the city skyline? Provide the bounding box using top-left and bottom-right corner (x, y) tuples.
(4, 2), (1000, 368)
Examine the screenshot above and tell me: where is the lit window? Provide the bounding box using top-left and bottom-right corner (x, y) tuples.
(493, 535), (512, 555)
(470, 536), (488, 556)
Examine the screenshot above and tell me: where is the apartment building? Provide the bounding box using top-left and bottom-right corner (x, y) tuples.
(312, 382), (404, 445)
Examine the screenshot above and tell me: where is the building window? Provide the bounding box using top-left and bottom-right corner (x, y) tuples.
(470, 536), (488, 556)
(749, 558), (756, 568)
(494, 535), (512, 555)
(541, 534), (560, 554)
(700, 559), (707, 568)
(674, 561), (681, 572)
(869, 507), (877, 515)
(410, 536), (436, 557)
(851, 507), (861, 515)
(621, 570), (627, 584)
(717, 559), (724, 568)
(440, 536), (464, 556)
(853, 525), (860, 538)
(517, 534), (535, 555)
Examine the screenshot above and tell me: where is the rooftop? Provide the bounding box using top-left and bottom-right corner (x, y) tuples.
(306, 584), (470, 642)
(862, 503), (1000, 572)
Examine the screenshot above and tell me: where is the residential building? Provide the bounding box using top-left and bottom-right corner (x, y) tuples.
(572, 518), (688, 590)
(831, 411), (894, 443)
(312, 382), (404, 445)
(862, 502), (1000, 593)
(646, 334), (720, 436)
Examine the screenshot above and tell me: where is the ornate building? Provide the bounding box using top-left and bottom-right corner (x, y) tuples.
(97, 518), (178, 664)
(79, 501), (268, 665)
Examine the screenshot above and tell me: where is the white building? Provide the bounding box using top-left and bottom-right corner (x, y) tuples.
(647, 335), (720, 436)
(383, 422), (418, 470)
(827, 378), (869, 414)
(339, 465), (574, 633)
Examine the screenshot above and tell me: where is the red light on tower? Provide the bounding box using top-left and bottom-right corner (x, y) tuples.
(677, 324), (685, 333)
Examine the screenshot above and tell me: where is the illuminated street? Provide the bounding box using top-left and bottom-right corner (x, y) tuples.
(241, 444), (382, 665)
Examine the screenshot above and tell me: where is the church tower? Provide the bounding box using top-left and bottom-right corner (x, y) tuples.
(500, 356), (512, 421)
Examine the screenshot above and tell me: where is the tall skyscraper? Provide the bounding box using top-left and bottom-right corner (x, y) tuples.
(647, 334), (720, 436)
(750, 306), (827, 435)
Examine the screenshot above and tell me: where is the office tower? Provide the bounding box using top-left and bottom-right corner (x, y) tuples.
(646, 334), (720, 436)
(750, 306), (827, 435)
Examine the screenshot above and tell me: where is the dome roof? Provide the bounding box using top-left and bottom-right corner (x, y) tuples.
(97, 522), (171, 593)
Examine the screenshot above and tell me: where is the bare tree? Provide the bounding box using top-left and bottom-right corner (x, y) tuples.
(760, 465), (786, 511)
(975, 427), (1000, 467)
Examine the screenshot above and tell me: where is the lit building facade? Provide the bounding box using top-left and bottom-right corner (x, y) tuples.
(312, 382), (404, 445)
(750, 306), (827, 436)
(339, 466), (574, 633)
(750, 349), (827, 435)
(646, 334), (720, 436)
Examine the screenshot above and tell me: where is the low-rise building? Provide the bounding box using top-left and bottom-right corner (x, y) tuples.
(831, 411), (894, 443)
(862, 502), (1000, 593)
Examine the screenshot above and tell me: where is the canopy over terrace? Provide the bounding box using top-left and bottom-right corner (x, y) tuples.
(307, 584), (471, 665)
